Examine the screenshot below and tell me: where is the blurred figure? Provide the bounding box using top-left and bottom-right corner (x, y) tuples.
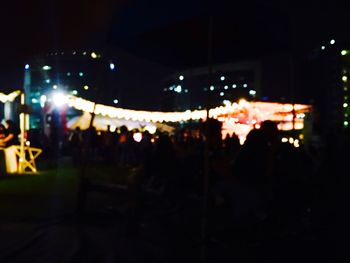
(68, 126), (84, 166)
(0, 124), (6, 141)
(0, 119), (20, 147)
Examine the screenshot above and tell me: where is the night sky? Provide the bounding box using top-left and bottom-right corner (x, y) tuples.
(1, 0), (350, 97)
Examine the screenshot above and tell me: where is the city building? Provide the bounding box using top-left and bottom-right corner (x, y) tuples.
(160, 60), (261, 111)
(299, 39), (350, 137)
(22, 48), (171, 131)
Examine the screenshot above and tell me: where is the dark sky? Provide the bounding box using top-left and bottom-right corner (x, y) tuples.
(1, 0), (350, 91)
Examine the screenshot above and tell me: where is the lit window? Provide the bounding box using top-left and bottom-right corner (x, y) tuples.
(174, 85), (182, 93)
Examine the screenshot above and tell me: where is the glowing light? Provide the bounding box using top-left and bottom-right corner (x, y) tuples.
(67, 72), (71, 76)
(321, 46), (325, 50)
(45, 79), (51, 84)
(343, 103), (348, 108)
(54, 93), (311, 143)
(223, 100), (231, 106)
(72, 90), (78, 95)
(40, 95), (47, 107)
(53, 85), (58, 89)
(25, 141), (30, 146)
(84, 85), (89, 90)
(31, 98), (38, 103)
(174, 85), (182, 93)
(109, 62), (115, 70)
(289, 137), (294, 144)
(243, 84), (248, 88)
(344, 121), (349, 126)
(282, 137), (288, 143)
(133, 132), (142, 142)
(249, 90), (256, 95)
(220, 92), (224, 96)
(52, 92), (67, 107)
(79, 72), (84, 77)
(294, 140), (300, 148)
(232, 84), (237, 88)
(42, 65), (51, 70)
(210, 86), (215, 91)
(91, 52), (98, 59)
(0, 90), (21, 103)
(330, 39), (335, 45)
(24, 64), (30, 70)
(185, 89), (188, 93)
(113, 99), (119, 104)
(224, 85), (228, 90)
(179, 75), (184, 80)
(220, 76), (225, 81)
(342, 76), (348, 82)
(341, 50), (348, 56)
(83, 51), (87, 55)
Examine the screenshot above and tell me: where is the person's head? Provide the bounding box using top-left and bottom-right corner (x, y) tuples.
(260, 120), (279, 143)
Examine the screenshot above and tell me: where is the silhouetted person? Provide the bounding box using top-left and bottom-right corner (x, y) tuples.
(0, 119), (20, 147)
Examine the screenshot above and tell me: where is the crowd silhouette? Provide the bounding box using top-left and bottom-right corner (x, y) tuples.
(20, 118), (346, 262)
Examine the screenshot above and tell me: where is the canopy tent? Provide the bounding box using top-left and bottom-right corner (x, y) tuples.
(66, 112), (175, 134)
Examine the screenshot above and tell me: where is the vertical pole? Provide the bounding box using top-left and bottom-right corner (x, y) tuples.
(19, 92), (26, 174)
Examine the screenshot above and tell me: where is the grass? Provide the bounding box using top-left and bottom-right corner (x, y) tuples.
(0, 157), (133, 222)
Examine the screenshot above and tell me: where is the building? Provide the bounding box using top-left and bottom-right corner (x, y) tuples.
(160, 60), (262, 111)
(23, 48), (171, 130)
(299, 40), (350, 137)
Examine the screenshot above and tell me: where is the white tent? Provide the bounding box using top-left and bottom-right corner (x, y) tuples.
(66, 112), (175, 134)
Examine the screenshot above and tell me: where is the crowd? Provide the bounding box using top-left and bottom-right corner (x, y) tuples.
(61, 120), (321, 236)
(2, 118), (345, 261)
